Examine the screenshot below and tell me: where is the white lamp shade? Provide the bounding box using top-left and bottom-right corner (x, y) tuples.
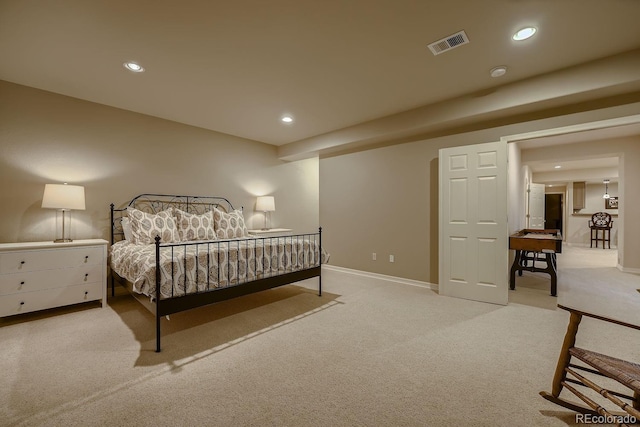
(42, 184), (86, 210)
(256, 196), (275, 212)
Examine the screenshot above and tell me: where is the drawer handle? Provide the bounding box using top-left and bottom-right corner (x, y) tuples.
(20, 301), (25, 306)
(84, 256), (89, 262)
(20, 261), (25, 266)
(84, 273), (89, 280)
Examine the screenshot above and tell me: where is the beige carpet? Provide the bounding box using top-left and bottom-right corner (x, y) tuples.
(1, 247), (640, 426)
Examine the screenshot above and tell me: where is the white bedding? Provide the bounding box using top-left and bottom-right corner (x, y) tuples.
(110, 236), (328, 299)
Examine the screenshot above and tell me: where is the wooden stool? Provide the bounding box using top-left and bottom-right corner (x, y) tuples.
(589, 212), (613, 249)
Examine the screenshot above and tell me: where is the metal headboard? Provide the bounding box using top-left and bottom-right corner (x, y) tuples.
(110, 194), (236, 244)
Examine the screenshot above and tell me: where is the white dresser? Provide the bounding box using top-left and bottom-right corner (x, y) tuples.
(0, 239), (107, 317)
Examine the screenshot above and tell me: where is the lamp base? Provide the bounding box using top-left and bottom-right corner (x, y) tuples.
(54, 238), (73, 243)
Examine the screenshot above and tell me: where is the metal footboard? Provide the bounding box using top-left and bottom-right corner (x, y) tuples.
(152, 229), (323, 352)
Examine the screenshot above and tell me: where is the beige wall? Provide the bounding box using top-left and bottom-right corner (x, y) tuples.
(320, 116), (640, 283)
(320, 141), (441, 283)
(508, 143), (525, 234)
(0, 81), (319, 243)
(618, 143), (640, 271)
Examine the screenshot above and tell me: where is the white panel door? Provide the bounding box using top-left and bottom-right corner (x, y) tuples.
(439, 141), (508, 305)
(528, 183), (546, 229)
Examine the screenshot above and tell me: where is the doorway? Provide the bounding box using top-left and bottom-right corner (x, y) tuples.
(545, 193), (563, 235)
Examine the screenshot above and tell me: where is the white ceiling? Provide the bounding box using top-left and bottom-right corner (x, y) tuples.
(526, 157), (619, 174)
(2, 0), (640, 150)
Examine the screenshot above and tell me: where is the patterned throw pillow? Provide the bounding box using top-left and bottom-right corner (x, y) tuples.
(174, 208), (216, 241)
(127, 207), (179, 244)
(213, 207), (248, 239)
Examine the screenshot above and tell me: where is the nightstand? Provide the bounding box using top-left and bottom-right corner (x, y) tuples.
(0, 239), (108, 317)
(247, 228), (293, 237)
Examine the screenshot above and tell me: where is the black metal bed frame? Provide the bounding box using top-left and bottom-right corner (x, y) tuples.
(110, 194), (322, 352)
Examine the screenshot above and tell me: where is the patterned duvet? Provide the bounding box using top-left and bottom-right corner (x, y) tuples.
(110, 236), (329, 299)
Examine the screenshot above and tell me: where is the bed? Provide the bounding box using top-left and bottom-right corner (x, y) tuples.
(110, 194), (327, 352)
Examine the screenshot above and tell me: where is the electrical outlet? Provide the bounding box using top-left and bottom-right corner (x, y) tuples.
(389, 255), (394, 263)
(372, 252), (377, 261)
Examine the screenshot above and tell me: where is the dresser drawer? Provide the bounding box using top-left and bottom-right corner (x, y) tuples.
(0, 264), (103, 296)
(0, 282), (103, 317)
(0, 246), (104, 274)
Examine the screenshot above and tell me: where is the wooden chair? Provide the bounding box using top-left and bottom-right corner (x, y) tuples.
(540, 305), (640, 425)
(589, 212), (613, 249)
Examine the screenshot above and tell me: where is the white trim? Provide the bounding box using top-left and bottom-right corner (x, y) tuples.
(564, 242), (590, 247)
(322, 265), (438, 291)
(564, 242), (618, 249)
(617, 264), (640, 274)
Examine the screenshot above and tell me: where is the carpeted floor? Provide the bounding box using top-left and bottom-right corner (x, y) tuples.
(1, 246), (639, 426)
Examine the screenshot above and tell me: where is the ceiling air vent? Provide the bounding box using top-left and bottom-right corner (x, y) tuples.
(428, 30), (469, 55)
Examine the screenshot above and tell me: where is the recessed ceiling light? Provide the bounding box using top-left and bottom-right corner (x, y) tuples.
(123, 62), (145, 73)
(554, 165), (562, 169)
(490, 66), (507, 78)
(513, 27), (537, 41)
(281, 116), (293, 123)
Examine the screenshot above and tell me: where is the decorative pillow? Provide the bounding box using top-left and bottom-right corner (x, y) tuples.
(127, 207), (179, 244)
(174, 208), (216, 241)
(121, 217), (133, 241)
(213, 207), (248, 239)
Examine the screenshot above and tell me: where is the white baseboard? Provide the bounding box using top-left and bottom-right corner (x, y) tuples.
(322, 265), (438, 291)
(565, 242), (618, 249)
(617, 264), (640, 274)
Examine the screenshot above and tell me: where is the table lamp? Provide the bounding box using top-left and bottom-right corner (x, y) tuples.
(42, 183), (86, 242)
(256, 196), (275, 230)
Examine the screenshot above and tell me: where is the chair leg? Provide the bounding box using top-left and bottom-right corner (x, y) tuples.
(599, 229), (603, 249)
(551, 312), (583, 397)
(597, 229), (601, 249)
